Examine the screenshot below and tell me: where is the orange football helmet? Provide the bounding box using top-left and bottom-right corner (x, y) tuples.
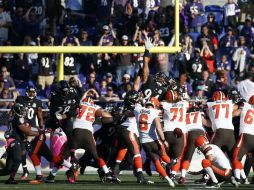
(249, 95), (254, 105)
(82, 97), (94, 105)
(212, 91), (226, 101)
(146, 97), (160, 109)
(195, 135), (209, 148)
(166, 89), (179, 103)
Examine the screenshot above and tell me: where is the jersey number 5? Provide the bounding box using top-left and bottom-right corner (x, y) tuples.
(139, 114), (148, 131)
(78, 105), (96, 122)
(244, 109), (254, 125)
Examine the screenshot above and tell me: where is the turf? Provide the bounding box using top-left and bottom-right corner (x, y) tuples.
(0, 173), (253, 190)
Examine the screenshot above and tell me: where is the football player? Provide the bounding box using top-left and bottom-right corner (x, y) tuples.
(111, 90), (153, 184)
(71, 97), (113, 182)
(134, 97), (175, 187)
(47, 80), (80, 156)
(160, 89), (189, 182)
(192, 135), (238, 188)
(15, 85), (44, 179)
(0, 104), (38, 184)
(206, 91), (237, 158)
(232, 95), (254, 184)
(178, 99), (211, 184)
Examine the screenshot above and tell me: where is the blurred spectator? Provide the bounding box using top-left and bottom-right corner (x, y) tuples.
(232, 36), (252, 80)
(154, 40), (169, 76)
(83, 72), (100, 94)
(0, 88), (13, 108)
(65, 0), (84, 12)
(212, 70), (230, 93)
(37, 35), (55, 91)
(216, 54), (231, 72)
(187, 48), (208, 81)
(185, 0), (204, 33)
(181, 34), (193, 61)
(69, 76), (83, 98)
(197, 25), (218, 53)
(0, 40), (14, 72)
(158, 13), (171, 44)
(237, 72), (254, 101)
(10, 6), (24, 45)
(100, 79), (108, 96)
(63, 44), (79, 81)
(204, 12), (221, 35)
(96, 0), (113, 21)
(78, 28), (94, 75)
(12, 55), (30, 82)
(219, 26), (237, 56)
(193, 80), (207, 98)
(201, 70), (213, 94)
(223, 0), (240, 30)
(61, 25), (80, 46)
(200, 43), (215, 74)
(0, 66), (15, 92)
(105, 72), (118, 93)
(117, 74), (132, 99)
(0, 3), (12, 45)
(100, 86), (120, 102)
(113, 35), (133, 84)
(179, 73), (192, 98)
(238, 16), (254, 49)
(23, 6), (45, 41)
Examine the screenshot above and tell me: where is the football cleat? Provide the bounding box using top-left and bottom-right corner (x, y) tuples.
(136, 172), (154, 184)
(5, 178), (18, 184)
(29, 175), (44, 184)
(230, 176), (239, 187)
(178, 176), (186, 185)
(45, 172), (55, 183)
(20, 169), (29, 180)
(66, 169), (75, 184)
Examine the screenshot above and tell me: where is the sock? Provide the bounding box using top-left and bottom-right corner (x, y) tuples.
(51, 167), (58, 176)
(161, 154), (170, 164)
(181, 169), (187, 178)
(62, 160), (72, 168)
(133, 154), (143, 172)
(154, 159), (167, 177)
(35, 165), (42, 176)
(101, 165), (109, 174)
(240, 169), (246, 179)
(116, 148), (127, 163)
(204, 167), (218, 183)
(165, 176), (172, 183)
(234, 169), (241, 179)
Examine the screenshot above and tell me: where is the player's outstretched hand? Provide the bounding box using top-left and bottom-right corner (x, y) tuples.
(144, 37), (153, 51)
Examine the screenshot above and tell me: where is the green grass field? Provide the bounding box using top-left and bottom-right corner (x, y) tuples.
(0, 173), (253, 190)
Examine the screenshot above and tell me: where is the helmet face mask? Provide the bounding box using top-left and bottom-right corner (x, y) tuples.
(166, 89), (179, 103)
(124, 90), (142, 110)
(154, 72), (169, 88)
(13, 103), (27, 118)
(59, 80), (70, 97)
(228, 88), (241, 103)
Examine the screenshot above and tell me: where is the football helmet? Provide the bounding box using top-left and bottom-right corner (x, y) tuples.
(228, 88), (241, 103)
(59, 80), (70, 97)
(195, 135), (209, 148)
(124, 90), (142, 110)
(82, 96), (94, 105)
(212, 91), (226, 101)
(146, 97), (159, 109)
(153, 72), (169, 88)
(249, 95), (254, 105)
(165, 89), (179, 103)
(13, 103), (27, 117)
(26, 85), (37, 99)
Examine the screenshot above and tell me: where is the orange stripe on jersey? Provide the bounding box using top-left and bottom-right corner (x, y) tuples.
(129, 132), (140, 155)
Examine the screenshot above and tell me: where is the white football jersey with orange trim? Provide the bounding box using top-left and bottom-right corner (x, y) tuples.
(121, 115), (139, 137)
(134, 104), (160, 143)
(203, 144), (232, 169)
(207, 100), (234, 132)
(73, 102), (100, 133)
(186, 111), (205, 132)
(239, 102), (254, 135)
(161, 100), (189, 133)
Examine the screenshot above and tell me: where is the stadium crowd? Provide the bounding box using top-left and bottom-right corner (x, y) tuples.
(0, 0), (254, 189)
